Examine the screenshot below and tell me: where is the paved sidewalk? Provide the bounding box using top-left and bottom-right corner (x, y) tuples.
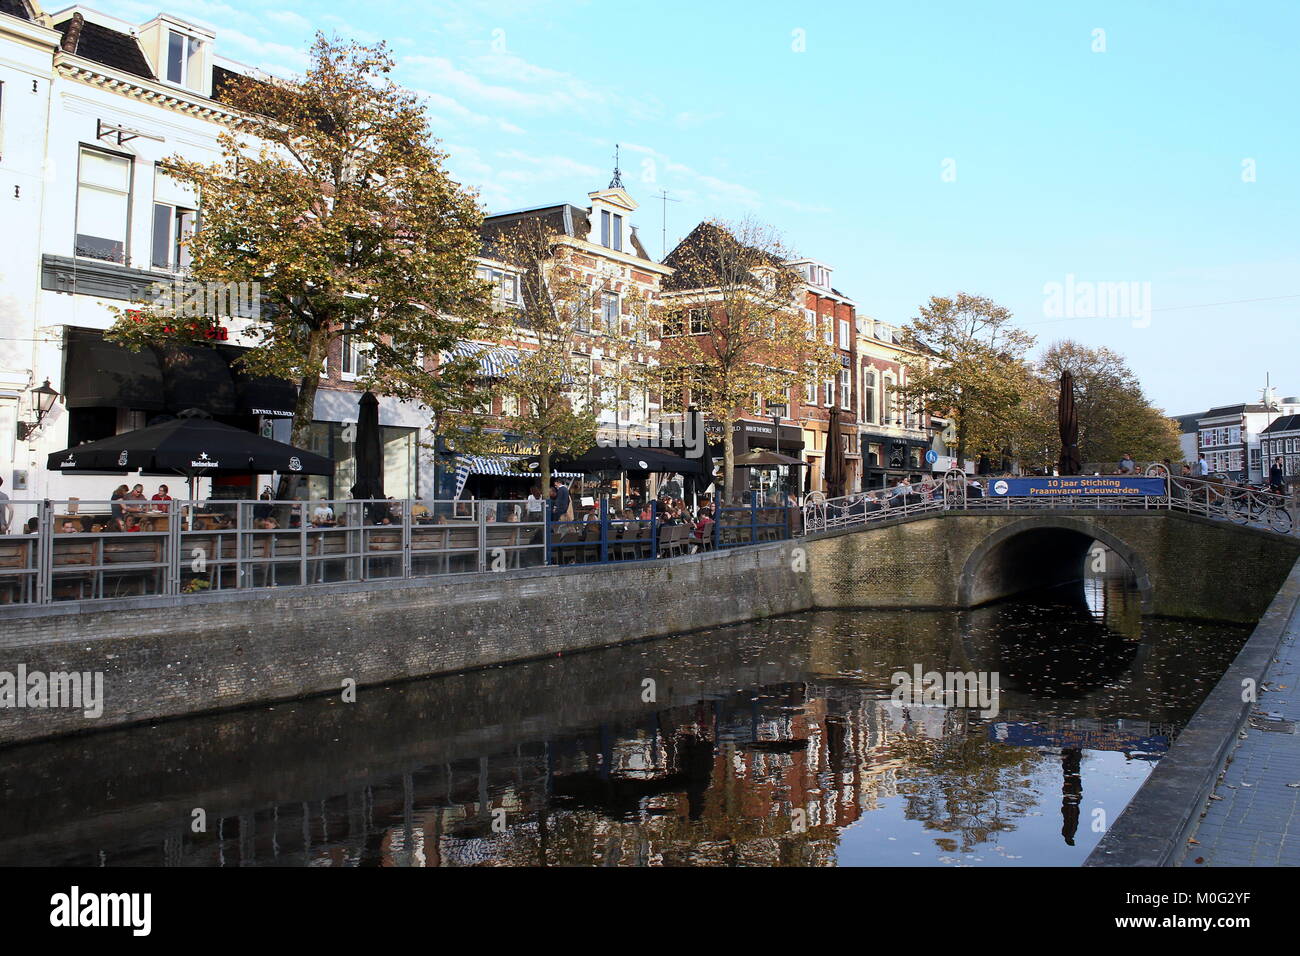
(1180, 615), (1300, 866)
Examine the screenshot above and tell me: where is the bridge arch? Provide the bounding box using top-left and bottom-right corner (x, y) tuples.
(958, 517), (1154, 612)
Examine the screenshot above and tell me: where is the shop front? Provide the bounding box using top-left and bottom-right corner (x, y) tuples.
(705, 418), (805, 502)
(861, 432), (933, 488)
(50, 327), (298, 500)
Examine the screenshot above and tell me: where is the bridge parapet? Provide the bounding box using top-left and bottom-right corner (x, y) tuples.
(800, 507), (1300, 624)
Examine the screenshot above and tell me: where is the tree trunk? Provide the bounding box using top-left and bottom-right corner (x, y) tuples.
(277, 326), (328, 501)
(955, 414), (968, 469)
(540, 442), (551, 497)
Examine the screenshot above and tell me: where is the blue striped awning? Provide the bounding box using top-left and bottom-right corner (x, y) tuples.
(458, 455), (582, 479)
(443, 342), (521, 378)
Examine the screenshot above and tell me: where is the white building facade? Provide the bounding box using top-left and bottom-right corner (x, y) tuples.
(0, 3), (443, 504)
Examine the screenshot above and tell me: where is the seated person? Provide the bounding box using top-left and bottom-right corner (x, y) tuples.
(310, 501), (336, 526)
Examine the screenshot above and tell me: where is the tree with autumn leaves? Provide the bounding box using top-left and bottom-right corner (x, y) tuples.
(480, 218), (653, 490)
(107, 35), (495, 477)
(659, 219), (841, 502)
(897, 293), (1180, 470)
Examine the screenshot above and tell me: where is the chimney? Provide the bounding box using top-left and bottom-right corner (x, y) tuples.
(60, 12), (84, 54)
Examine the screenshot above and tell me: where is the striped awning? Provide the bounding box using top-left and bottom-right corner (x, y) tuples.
(458, 454), (582, 479)
(442, 342), (521, 378)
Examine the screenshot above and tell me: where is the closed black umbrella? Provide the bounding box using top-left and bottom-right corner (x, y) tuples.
(350, 391), (385, 503)
(826, 407), (846, 497)
(1058, 369), (1081, 476)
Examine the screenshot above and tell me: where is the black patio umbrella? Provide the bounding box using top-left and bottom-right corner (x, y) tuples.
(554, 445), (707, 476)
(47, 408), (332, 498)
(1058, 369), (1081, 476)
(350, 391), (385, 502)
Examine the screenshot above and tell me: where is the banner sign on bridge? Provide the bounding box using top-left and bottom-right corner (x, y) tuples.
(987, 476), (1167, 497)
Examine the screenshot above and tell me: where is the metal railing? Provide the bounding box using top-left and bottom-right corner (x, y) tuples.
(0, 495), (793, 608)
(548, 496), (792, 564)
(799, 471), (1299, 537)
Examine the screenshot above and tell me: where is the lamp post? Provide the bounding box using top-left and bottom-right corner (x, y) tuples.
(17, 379), (59, 440)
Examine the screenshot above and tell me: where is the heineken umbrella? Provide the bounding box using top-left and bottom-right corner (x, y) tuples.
(47, 408), (332, 498)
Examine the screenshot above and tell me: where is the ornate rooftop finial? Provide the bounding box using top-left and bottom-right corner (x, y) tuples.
(609, 143), (624, 189)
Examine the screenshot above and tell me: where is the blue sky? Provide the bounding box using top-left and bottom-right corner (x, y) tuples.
(95, 0), (1300, 414)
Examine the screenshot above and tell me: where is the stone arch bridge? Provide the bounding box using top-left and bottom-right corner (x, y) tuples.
(803, 508), (1300, 624)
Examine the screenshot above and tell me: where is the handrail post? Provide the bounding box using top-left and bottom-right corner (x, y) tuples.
(300, 502), (308, 586)
(750, 494), (758, 546)
(651, 500), (660, 559)
(599, 496), (610, 564)
(544, 504), (552, 565)
(168, 498), (181, 595)
(402, 498), (413, 578)
(477, 501), (488, 572)
(38, 499), (52, 604)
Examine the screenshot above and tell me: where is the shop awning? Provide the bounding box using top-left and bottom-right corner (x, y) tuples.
(63, 328), (166, 410)
(219, 346), (298, 418)
(443, 342), (522, 378)
(155, 343), (237, 415)
(457, 454), (582, 478)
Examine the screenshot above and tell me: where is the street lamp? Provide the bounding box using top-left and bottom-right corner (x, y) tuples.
(17, 379), (59, 440)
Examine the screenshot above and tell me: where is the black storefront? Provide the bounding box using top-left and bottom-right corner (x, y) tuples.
(861, 432), (932, 488)
(703, 418), (806, 499)
(62, 328), (297, 498)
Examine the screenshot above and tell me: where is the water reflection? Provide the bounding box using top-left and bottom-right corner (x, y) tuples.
(0, 573), (1247, 867)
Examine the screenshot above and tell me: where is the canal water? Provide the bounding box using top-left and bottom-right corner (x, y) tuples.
(0, 571), (1249, 867)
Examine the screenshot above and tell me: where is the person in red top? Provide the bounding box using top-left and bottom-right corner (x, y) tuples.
(151, 484), (173, 512)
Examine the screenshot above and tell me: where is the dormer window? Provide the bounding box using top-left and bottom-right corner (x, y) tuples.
(166, 30), (204, 90)
(599, 209), (623, 252)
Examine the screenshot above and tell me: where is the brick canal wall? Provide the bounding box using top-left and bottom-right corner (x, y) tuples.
(0, 540), (810, 744)
(2, 508), (1296, 744)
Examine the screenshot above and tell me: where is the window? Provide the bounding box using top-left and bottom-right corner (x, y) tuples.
(476, 266), (519, 305)
(804, 308), (816, 341)
(840, 369), (852, 409)
(76, 148), (132, 263)
(166, 30), (204, 89)
(662, 310), (684, 337)
(689, 307), (711, 335)
(838, 319), (851, 350)
(805, 366), (817, 405)
(602, 292), (620, 335)
(501, 393), (520, 418)
(823, 378), (835, 407)
(151, 203), (196, 271)
(862, 370), (876, 423)
(822, 315), (833, 345)
(340, 328), (370, 381)
(569, 353), (592, 410)
(599, 209), (623, 252)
